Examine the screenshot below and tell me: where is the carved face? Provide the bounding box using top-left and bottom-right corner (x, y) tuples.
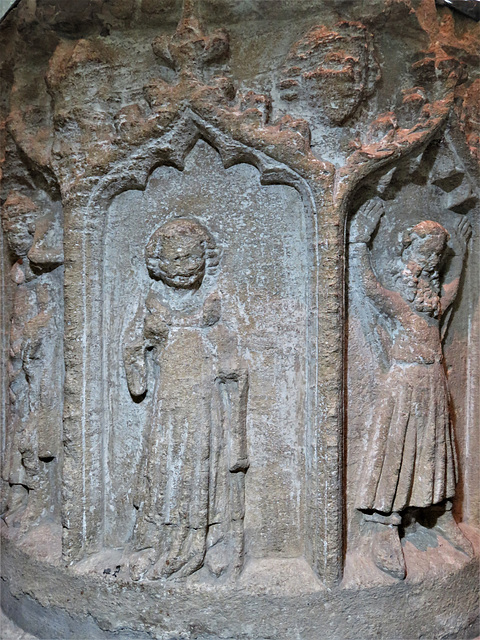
(1, 194), (36, 259)
(156, 234), (206, 288)
(278, 22), (380, 125)
(407, 234), (445, 273)
(399, 221), (449, 316)
(146, 218), (214, 289)
(402, 221), (449, 274)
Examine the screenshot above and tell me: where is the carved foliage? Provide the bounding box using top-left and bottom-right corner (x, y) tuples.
(278, 21), (380, 125)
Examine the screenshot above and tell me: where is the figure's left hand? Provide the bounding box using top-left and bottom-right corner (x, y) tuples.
(229, 457), (250, 473)
(350, 198), (385, 244)
(455, 216), (472, 250)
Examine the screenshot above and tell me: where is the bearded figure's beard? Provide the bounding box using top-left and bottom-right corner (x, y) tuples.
(399, 261), (441, 317)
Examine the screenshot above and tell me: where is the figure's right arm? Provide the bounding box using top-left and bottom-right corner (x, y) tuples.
(441, 216), (471, 313)
(350, 243), (397, 315)
(350, 199), (402, 317)
(123, 303), (148, 399)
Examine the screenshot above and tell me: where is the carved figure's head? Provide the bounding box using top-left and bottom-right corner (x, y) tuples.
(399, 220), (449, 317)
(145, 218), (217, 289)
(402, 220), (449, 272)
(1, 192), (37, 259)
(278, 21), (380, 125)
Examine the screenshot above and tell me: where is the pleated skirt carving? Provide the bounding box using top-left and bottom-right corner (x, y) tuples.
(356, 361), (457, 514)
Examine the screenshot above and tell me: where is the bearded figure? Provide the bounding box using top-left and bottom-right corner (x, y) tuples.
(349, 199), (472, 580)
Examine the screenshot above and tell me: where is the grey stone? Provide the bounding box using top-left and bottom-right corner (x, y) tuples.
(1, 0), (479, 637)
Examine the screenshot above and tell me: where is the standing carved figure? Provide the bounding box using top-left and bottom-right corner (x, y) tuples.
(1, 192), (63, 528)
(124, 218), (249, 581)
(350, 199), (473, 579)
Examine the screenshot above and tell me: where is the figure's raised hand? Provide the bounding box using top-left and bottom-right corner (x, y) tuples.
(350, 198), (385, 244)
(455, 216), (472, 251)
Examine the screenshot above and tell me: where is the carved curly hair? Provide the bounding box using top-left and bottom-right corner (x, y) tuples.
(145, 218), (219, 284)
(402, 220), (450, 250)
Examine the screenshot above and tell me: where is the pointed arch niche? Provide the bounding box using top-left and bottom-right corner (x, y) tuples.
(62, 112), (345, 583)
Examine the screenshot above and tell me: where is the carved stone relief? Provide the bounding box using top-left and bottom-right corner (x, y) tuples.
(1, 189), (63, 536)
(123, 217), (249, 581)
(345, 140), (477, 586)
(101, 139), (316, 580)
(278, 21), (380, 126)
(0, 0), (478, 638)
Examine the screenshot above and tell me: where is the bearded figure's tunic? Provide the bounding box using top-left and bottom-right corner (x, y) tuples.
(356, 357), (456, 513)
(353, 243), (457, 514)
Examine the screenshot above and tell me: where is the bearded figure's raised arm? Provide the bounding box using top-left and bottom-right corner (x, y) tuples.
(349, 199), (403, 318)
(441, 216), (471, 313)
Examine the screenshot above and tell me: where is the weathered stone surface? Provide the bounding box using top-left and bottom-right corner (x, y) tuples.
(0, 0), (479, 638)
(278, 21), (380, 125)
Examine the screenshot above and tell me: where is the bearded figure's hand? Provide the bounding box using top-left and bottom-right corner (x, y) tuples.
(455, 216), (472, 252)
(350, 198), (385, 244)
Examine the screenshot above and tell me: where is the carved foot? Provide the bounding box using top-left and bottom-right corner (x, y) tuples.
(129, 548), (157, 581)
(2, 485), (29, 528)
(147, 554), (169, 580)
(148, 528), (206, 579)
(149, 552), (205, 580)
(434, 512), (474, 557)
(415, 501), (475, 558)
(370, 524), (406, 580)
(204, 539), (231, 578)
